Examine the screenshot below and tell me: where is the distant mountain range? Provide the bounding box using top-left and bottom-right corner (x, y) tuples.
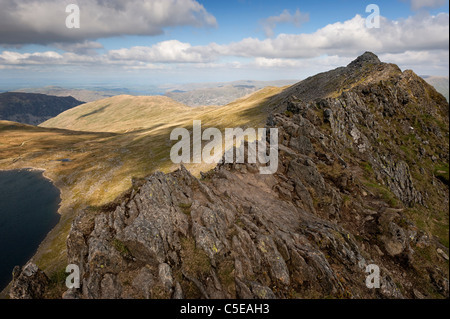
(12, 86), (124, 103)
(6, 76), (447, 110)
(164, 80), (297, 106)
(0, 92), (84, 125)
(8, 81), (297, 107)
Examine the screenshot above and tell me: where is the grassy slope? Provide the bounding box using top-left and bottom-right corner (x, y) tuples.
(0, 86), (286, 275)
(41, 95), (195, 133)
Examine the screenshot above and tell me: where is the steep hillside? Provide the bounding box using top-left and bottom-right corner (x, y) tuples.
(41, 89), (285, 134)
(40, 95), (194, 133)
(0, 92), (84, 125)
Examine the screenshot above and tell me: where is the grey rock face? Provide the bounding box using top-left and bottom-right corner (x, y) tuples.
(66, 162), (373, 299)
(9, 263), (49, 299)
(347, 51), (381, 69)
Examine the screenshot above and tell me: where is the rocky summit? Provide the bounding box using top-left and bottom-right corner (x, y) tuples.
(10, 52), (449, 299)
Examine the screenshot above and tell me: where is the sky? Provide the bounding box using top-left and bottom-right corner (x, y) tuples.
(0, 0), (448, 89)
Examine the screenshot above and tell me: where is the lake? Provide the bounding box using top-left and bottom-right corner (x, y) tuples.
(0, 169), (61, 291)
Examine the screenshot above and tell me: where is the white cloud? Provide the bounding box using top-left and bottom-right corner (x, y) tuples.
(0, 0), (217, 45)
(379, 50), (449, 74)
(409, 0), (448, 10)
(212, 13), (449, 59)
(260, 9), (309, 38)
(123, 63), (167, 70)
(107, 40), (213, 63)
(0, 51), (63, 64)
(253, 57), (300, 68)
(0, 12), (448, 77)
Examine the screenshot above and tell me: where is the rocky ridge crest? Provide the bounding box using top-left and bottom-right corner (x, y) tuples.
(11, 52), (449, 299)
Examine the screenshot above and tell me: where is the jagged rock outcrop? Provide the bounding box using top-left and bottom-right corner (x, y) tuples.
(59, 53), (449, 299)
(67, 164), (371, 299)
(9, 263), (49, 299)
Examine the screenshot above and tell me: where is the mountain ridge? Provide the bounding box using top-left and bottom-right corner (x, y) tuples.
(40, 95), (193, 133)
(164, 80), (297, 107)
(13, 86), (124, 103)
(0, 92), (84, 125)
(3, 52), (449, 299)
(53, 51), (449, 298)
(273, 52), (403, 108)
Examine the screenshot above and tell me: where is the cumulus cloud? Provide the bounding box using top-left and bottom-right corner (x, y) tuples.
(379, 49), (449, 73)
(0, 0), (217, 45)
(260, 9), (309, 38)
(0, 12), (448, 77)
(0, 50), (63, 64)
(107, 40), (213, 63)
(213, 13), (449, 59)
(253, 57), (300, 68)
(408, 0), (448, 11)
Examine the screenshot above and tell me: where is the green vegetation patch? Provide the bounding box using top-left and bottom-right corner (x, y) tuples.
(364, 181), (401, 208)
(180, 237), (211, 278)
(112, 239), (132, 257)
(44, 267), (67, 299)
(178, 203), (192, 215)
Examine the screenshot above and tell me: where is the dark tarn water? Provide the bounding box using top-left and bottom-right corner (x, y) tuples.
(0, 169), (60, 291)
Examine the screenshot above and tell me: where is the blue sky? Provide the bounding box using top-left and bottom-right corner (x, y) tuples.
(0, 0), (448, 89)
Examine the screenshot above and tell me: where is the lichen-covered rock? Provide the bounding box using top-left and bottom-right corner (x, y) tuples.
(9, 263), (49, 299)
